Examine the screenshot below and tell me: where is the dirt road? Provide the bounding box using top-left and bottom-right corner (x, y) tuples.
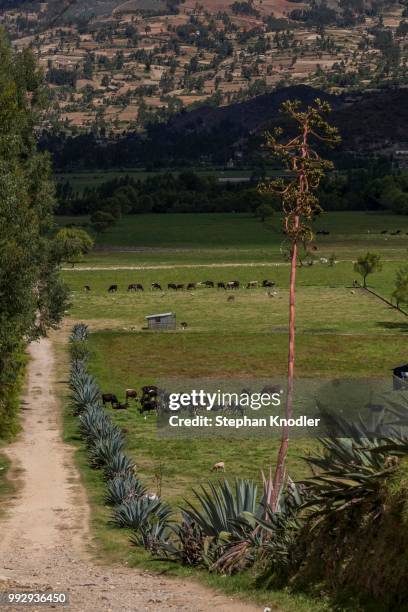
(0, 337), (264, 612)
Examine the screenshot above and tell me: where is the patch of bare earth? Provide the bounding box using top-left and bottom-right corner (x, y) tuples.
(0, 337), (263, 611)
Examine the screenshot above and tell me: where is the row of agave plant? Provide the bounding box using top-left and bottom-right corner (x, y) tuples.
(69, 323), (408, 580)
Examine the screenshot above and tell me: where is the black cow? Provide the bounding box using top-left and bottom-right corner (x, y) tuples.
(102, 393), (118, 406)
(168, 283), (177, 290)
(381, 230), (388, 234)
(108, 285), (118, 293)
(139, 399), (157, 414)
(217, 282), (226, 290)
(187, 283), (196, 290)
(227, 281), (239, 290)
(262, 280), (275, 288)
(181, 321), (188, 329)
(203, 280), (214, 288)
(84, 285), (91, 292)
(176, 284), (184, 290)
(151, 283), (162, 291)
(112, 401), (129, 410)
(142, 385), (158, 397)
(261, 384), (281, 395)
(128, 283), (144, 292)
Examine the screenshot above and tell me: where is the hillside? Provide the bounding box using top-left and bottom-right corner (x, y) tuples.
(0, 0), (407, 133)
(41, 84), (408, 168)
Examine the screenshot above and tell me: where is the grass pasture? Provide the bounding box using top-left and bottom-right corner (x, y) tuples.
(61, 211), (408, 504)
(60, 211), (408, 608)
(57, 212), (408, 265)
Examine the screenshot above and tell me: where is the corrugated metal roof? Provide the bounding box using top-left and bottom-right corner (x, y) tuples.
(145, 312), (175, 319)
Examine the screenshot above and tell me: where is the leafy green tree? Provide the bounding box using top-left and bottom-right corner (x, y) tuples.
(0, 30), (68, 437)
(53, 228), (94, 266)
(392, 266), (408, 309)
(255, 202), (274, 222)
(90, 210), (116, 233)
(354, 252), (382, 287)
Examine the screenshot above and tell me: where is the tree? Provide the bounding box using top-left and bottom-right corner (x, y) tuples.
(0, 30), (68, 437)
(354, 252), (382, 288)
(53, 228), (94, 266)
(255, 202), (274, 222)
(392, 266), (408, 309)
(90, 210), (116, 233)
(259, 99), (340, 508)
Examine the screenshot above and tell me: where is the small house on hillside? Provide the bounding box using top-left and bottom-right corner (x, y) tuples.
(146, 312), (176, 331)
(393, 364), (408, 390)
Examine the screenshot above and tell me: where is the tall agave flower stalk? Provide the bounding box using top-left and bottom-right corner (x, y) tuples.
(259, 99), (340, 509)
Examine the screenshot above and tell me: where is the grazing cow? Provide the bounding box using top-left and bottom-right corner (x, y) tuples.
(261, 384), (281, 395)
(84, 285), (91, 292)
(112, 401), (129, 410)
(142, 385), (158, 397)
(226, 280), (239, 290)
(203, 280), (214, 288)
(246, 281), (258, 289)
(125, 389), (138, 401)
(211, 461), (225, 472)
(108, 285), (118, 293)
(217, 282), (226, 290)
(187, 283), (196, 290)
(102, 393), (118, 406)
(151, 283), (162, 291)
(139, 399), (157, 414)
(128, 283), (144, 292)
(381, 230), (388, 234)
(180, 321), (188, 329)
(168, 283), (177, 290)
(262, 280), (275, 288)
(176, 284), (184, 290)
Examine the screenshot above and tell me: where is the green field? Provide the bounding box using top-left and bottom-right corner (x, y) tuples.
(57, 212), (408, 265)
(61, 212), (408, 499)
(61, 211), (408, 608)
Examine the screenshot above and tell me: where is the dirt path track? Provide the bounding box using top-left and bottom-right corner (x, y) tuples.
(0, 337), (263, 612)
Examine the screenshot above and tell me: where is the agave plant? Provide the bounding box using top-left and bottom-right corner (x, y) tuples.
(79, 406), (120, 446)
(89, 432), (125, 468)
(156, 479), (264, 572)
(301, 409), (408, 518)
(105, 475), (146, 506)
(70, 323), (89, 342)
(112, 496), (171, 530)
(134, 518), (173, 554)
(70, 373), (100, 415)
(103, 451), (135, 480)
(70, 340), (90, 362)
(182, 479), (261, 537)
